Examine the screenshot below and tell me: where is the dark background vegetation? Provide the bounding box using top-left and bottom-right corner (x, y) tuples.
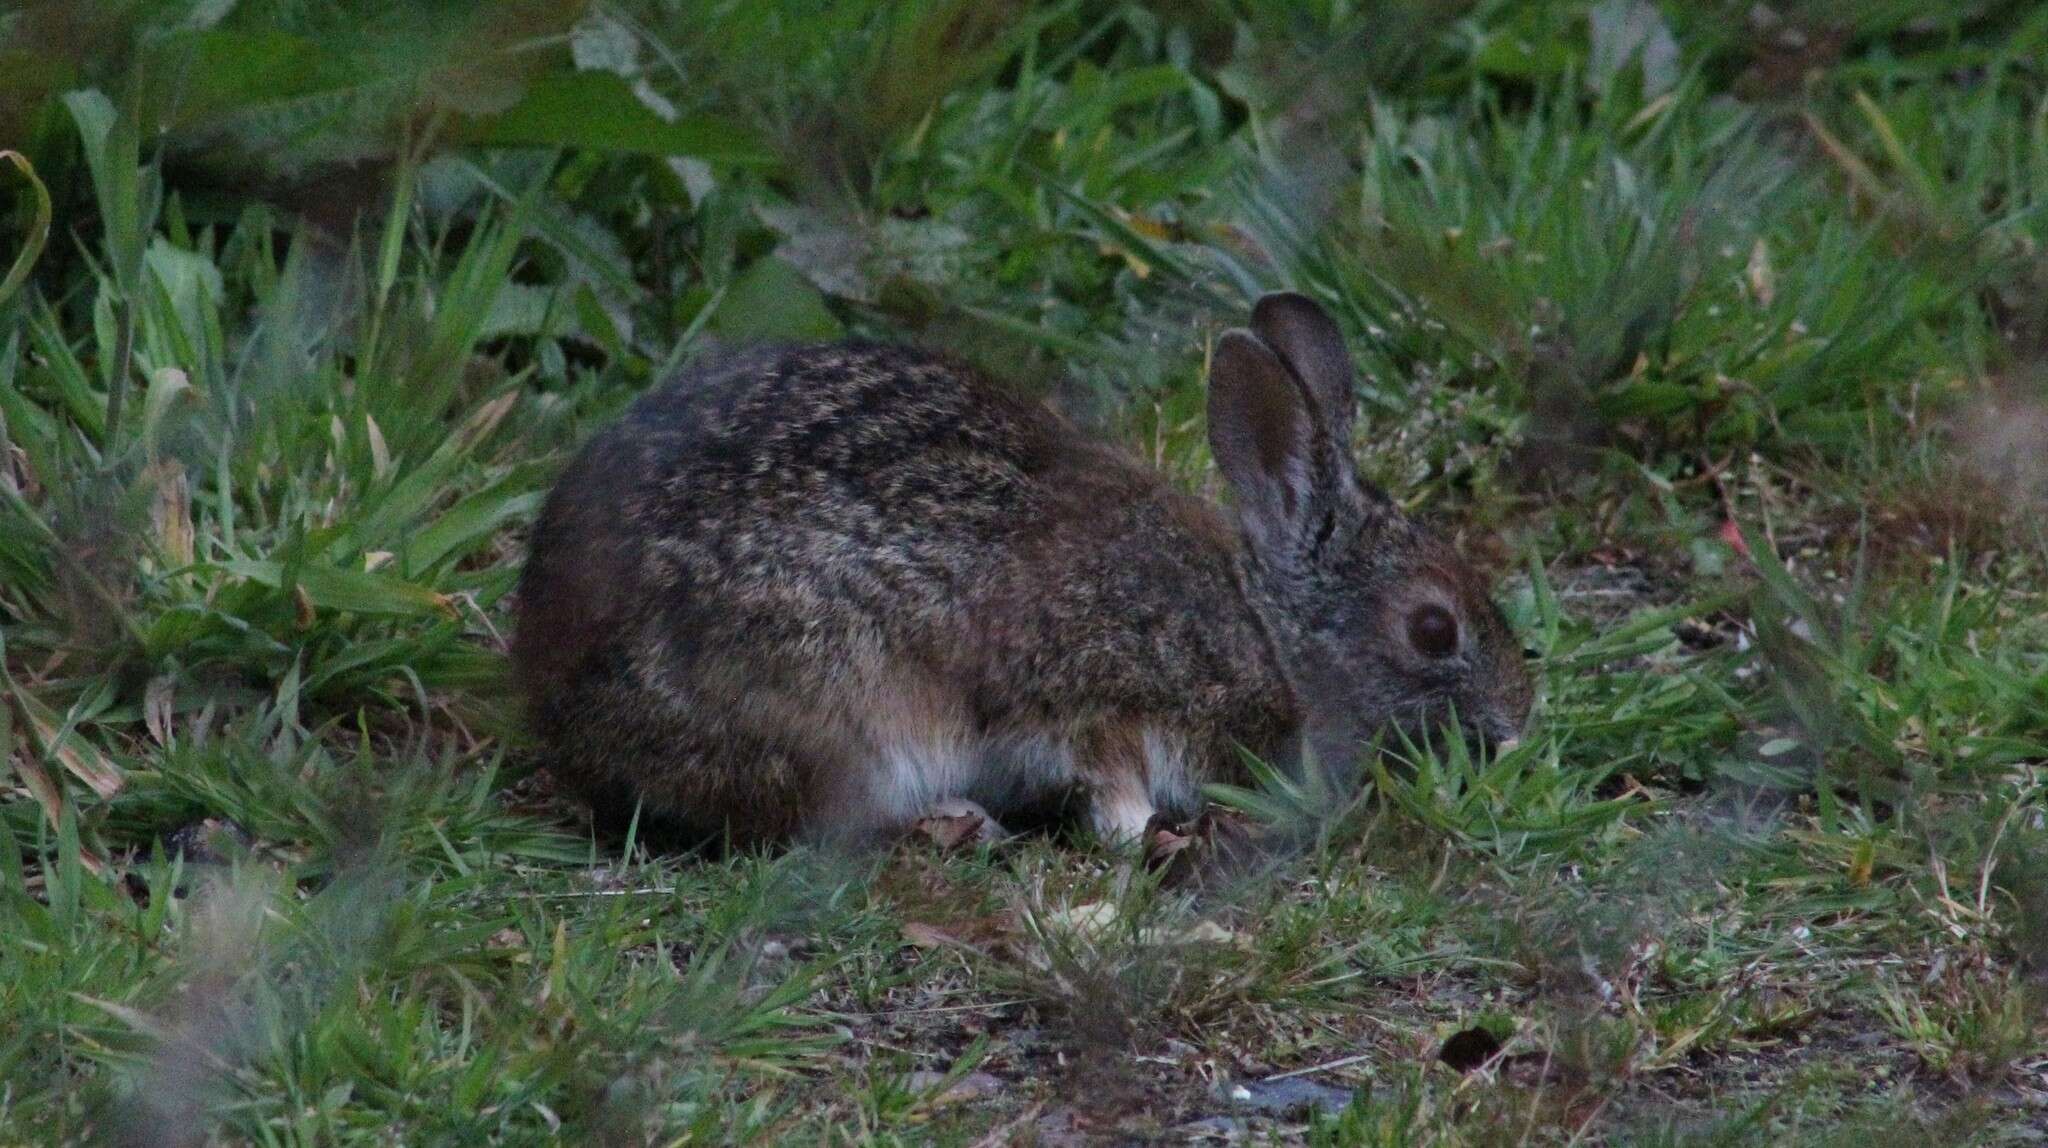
(1, 0), (2045, 1142)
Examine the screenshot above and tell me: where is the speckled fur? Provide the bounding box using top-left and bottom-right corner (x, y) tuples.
(514, 294), (1533, 847)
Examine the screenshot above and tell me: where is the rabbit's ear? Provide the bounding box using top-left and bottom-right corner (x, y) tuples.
(1209, 330), (1357, 562)
(1252, 292), (1356, 446)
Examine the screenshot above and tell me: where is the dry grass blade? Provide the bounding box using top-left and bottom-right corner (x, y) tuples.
(9, 688), (124, 800)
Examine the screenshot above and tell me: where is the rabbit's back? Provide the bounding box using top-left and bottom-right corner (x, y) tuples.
(589, 345), (1097, 676)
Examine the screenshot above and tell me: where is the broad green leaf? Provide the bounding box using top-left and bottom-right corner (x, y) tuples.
(471, 71), (771, 166)
(1597, 380), (1697, 419)
(144, 237), (226, 353)
(409, 488), (543, 577)
(711, 256), (843, 342)
(216, 558), (455, 618)
(62, 89), (149, 290)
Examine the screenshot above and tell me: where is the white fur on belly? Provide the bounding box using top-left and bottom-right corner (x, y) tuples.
(866, 723), (1196, 840)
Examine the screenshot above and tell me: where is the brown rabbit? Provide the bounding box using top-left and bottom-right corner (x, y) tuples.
(513, 293), (1533, 848)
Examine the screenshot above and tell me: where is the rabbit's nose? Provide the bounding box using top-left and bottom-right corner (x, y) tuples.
(1472, 713), (1524, 754)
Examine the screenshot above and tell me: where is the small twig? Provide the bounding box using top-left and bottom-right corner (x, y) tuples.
(877, 999), (1029, 1017)
(1562, 1092), (1612, 1147)
(1555, 587), (1654, 599)
(1261, 1051), (1373, 1082)
(1450, 1040), (1522, 1099)
(853, 1037), (941, 1060)
(1976, 784), (2034, 917)
(528, 886), (677, 898)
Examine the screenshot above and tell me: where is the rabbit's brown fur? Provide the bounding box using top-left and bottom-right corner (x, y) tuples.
(515, 294), (1532, 847)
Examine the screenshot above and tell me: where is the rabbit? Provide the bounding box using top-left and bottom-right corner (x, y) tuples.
(512, 292), (1534, 849)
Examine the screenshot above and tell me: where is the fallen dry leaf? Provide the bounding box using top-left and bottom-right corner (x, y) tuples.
(1146, 807), (1271, 889)
(12, 689), (124, 798)
(907, 797), (1010, 852)
(1718, 519), (1753, 560)
(910, 809), (995, 851)
(1143, 823), (1195, 873)
(902, 921), (967, 949)
(144, 676), (175, 747)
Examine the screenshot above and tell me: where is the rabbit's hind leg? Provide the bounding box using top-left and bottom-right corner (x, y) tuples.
(809, 678), (1002, 845)
(1076, 722), (1202, 845)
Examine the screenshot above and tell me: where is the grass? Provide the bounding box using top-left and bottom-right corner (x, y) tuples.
(2, 0), (2047, 1143)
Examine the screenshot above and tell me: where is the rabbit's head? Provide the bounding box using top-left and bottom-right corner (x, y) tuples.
(1210, 294), (1534, 765)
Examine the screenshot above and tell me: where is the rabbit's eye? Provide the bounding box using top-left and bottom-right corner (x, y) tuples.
(1406, 604), (1459, 658)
